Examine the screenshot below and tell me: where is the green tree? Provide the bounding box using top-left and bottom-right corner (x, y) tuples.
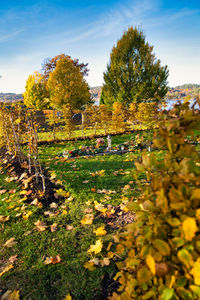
(23, 72), (49, 110)
(100, 27), (169, 106)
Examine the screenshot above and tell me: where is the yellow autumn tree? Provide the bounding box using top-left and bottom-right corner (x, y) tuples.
(136, 102), (158, 128)
(111, 102), (127, 132)
(47, 56), (91, 137)
(99, 104), (112, 134)
(23, 72), (49, 110)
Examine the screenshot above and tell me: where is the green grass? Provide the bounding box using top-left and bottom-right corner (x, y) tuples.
(0, 132), (145, 299)
(1, 127), (197, 299)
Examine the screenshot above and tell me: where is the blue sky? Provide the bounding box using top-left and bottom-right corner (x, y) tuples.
(0, 0), (200, 93)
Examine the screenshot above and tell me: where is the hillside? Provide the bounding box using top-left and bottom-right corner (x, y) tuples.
(0, 93), (23, 103)
(167, 83), (200, 100)
(90, 86), (102, 105)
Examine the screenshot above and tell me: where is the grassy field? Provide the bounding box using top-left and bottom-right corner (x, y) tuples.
(1, 126), (199, 299)
(0, 133), (144, 300)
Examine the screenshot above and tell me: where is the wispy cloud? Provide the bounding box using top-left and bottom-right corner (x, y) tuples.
(0, 29), (24, 43)
(56, 0), (200, 46)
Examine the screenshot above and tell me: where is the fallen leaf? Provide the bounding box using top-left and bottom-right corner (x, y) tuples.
(66, 225), (74, 230)
(50, 223), (57, 232)
(84, 208), (93, 213)
(93, 226), (107, 236)
(44, 257), (52, 265)
(0, 264), (13, 277)
(0, 189), (7, 195)
(88, 239), (103, 254)
(83, 180), (89, 183)
(84, 261), (96, 271)
(8, 255), (18, 263)
(34, 220), (47, 232)
(44, 255), (61, 265)
(81, 214), (94, 225)
(0, 215), (9, 222)
(51, 255), (61, 264)
(9, 189), (16, 194)
(30, 198), (39, 206)
(4, 238), (17, 248)
(26, 190), (32, 196)
(100, 257), (110, 266)
(44, 211), (57, 217)
(63, 294), (72, 300)
(8, 290), (20, 300)
(50, 202), (58, 209)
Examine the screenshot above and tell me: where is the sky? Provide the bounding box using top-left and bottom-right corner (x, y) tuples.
(0, 0), (200, 93)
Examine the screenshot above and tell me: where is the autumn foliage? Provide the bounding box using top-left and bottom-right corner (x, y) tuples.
(110, 100), (200, 299)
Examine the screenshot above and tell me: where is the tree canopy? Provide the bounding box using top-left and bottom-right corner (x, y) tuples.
(100, 27), (169, 106)
(47, 56), (91, 110)
(42, 54), (89, 80)
(23, 72), (49, 110)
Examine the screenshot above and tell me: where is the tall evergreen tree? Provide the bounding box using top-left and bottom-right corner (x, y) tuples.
(100, 27), (169, 106)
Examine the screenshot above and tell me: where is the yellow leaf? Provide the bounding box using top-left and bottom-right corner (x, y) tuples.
(84, 261), (96, 271)
(8, 290), (20, 300)
(146, 255), (156, 275)
(190, 258), (200, 285)
(4, 238), (17, 248)
(81, 214), (94, 225)
(88, 239), (103, 254)
(0, 215), (9, 222)
(169, 275), (176, 288)
(182, 218), (197, 241)
(196, 209), (200, 220)
(0, 264), (13, 277)
(93, 226), (107, 236)
(63, 293), (72, 300)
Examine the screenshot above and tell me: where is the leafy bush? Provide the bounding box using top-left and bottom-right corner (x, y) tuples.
(110, 101), (200, 299)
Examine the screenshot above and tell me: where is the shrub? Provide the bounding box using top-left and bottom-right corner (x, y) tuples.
(109, 100), (200, 299)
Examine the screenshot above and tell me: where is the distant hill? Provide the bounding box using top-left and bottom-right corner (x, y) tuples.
(90, 86), (102, 105)
(174, 84), (200, 89)
(0, 93), (23, 103)
(167, 84), (200, 100)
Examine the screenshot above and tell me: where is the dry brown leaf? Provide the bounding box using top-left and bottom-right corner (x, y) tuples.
(8, 255), (18, 263)
(50, 202), (58, 209)
(100, 257), (110, 266)
(34, 220), (47, 232)
(44, 255), (61, 265)
(0, 189), (7, 195)
(50, 223), (57, 232)
(66, 225), (74, 230)
(44, 211), (57, 217)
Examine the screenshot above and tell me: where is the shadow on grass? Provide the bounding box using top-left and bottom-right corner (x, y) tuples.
(2, 261), (117, 300)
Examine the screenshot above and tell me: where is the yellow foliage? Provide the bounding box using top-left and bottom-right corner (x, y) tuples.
(182, 218), (197, 241)
(146, 255), (156, 275)
(88, 239), (103, 255)
(190, 258), (200, 285)
(93, 226), (107, 236)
